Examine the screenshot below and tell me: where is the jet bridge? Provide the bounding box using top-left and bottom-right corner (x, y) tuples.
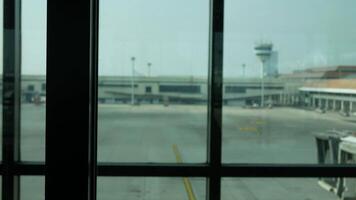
(315, 130), (356, 199)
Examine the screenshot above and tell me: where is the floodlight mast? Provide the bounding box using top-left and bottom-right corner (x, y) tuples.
(147, 62), (152, 77)
(255, 43), (273, 107)
(242, 63), (246, 78)
(131, 56), (136, 105)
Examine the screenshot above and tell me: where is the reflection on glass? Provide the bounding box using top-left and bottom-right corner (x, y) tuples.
(98, 177), (206, 200)
(223, 0), (356, 163)
(21, 176), (44, 200)
(222, 178), (356, 200)
(98, 0), (209, 162)
(21, 0), (46, 161)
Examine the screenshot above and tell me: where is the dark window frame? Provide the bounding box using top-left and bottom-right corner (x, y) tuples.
(1, 0), (356, 200)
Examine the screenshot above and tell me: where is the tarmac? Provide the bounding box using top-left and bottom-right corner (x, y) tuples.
(12, 104), (356, 199)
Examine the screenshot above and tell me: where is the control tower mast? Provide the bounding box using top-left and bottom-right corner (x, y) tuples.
(254, 42), (273, 107)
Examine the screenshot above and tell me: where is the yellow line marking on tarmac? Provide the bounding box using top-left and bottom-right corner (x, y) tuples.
(238, 119), (265, 134)
(239, 126), (262, 135)
(172, 144), (197, 200)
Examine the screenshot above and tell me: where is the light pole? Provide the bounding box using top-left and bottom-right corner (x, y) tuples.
(260, 61), (265, 107)
(255, 43), (273, 107)
(242, 63), (246, 78)
(147, 62), (152, 77)
(131, 56), (136, 105)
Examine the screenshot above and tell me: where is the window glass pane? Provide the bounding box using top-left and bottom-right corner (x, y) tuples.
(21, 176), (44, 200)
(98, 177), (206, 200)
(21, 0), (46, 161)
(222, 178), (355, 200)
(223, 0), (356, 163)
(98, 0), (209, 162)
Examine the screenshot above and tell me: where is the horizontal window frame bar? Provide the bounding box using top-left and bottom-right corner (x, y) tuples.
(98, 163), (209, 177)
(0, 163), (356, 177)
(221, 164), (356, 177)
(98, 163), (356, 177)
(0, 162), (45, 175)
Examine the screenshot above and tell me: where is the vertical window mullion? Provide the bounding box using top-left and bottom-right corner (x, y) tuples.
(89, 0), (99, 199)
(2, 0), (22, 199)
(46, 0), (95, 200)
(207, 0), (224, 199)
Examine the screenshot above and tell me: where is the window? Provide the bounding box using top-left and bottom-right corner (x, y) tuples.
(97, 177), (206, 200)
(27, 85), (34, 91)
(2, 0), (355, 200)
(159, 85), (201, 94)
(225, 86), (246, 94)
(221, 178), (355, 200)
(222, 0), (356, 165)
(145, 86), (151, 93)
(97, 0), (209, 163)
(21, 176), (44, 200)
(21, 0), (46, 162)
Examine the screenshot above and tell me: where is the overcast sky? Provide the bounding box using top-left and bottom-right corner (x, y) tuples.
(11, 0), (356, 77)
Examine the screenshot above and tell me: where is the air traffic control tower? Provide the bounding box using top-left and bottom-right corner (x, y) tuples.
(255, 42), (273, 76)
(254, 43), (278, 78)
(255, 42), (274, 107)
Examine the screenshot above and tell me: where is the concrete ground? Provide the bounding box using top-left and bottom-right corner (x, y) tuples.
(12, 104), (356, 199)
(222, 178), (339, 200)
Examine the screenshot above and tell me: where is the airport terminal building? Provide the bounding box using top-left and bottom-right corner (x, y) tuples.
(4, 66), (356, 113)
(3, 75), (287, 105)
(279, 66), (356, 114)
(300, 80), (356, 115)
(6, 70), (356, 112)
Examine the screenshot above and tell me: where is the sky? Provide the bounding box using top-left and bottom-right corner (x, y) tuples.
(7, 0), (356, 77)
